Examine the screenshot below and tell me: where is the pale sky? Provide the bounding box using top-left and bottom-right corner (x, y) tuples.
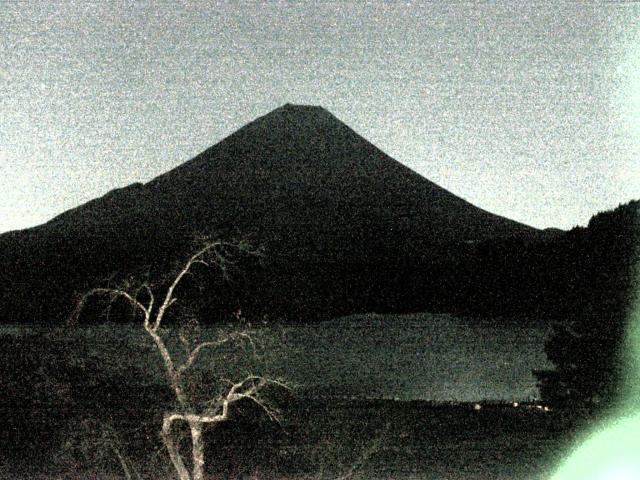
(1, 1), (639, 233)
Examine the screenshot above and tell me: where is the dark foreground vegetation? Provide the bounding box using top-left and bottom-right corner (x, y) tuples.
(1, 332), (587, 479)
(533, 201), (639, 411)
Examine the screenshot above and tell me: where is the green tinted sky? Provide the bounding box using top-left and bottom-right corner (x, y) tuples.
(1, 1), (638, 233)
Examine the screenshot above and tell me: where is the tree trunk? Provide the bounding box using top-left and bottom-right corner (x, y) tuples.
(190, 421), (205, 480)
(162, 415), (191, 480)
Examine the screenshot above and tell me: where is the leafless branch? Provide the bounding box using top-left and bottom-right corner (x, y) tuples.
(71, 287), (150, 326)
(153, 240), (243, 331)
(176, 331), (253, 376)
(137, 283), (155, 316)
(165, 375), (288, 427)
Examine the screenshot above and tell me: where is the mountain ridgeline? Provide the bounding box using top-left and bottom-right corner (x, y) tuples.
(0, 105), (637, 324)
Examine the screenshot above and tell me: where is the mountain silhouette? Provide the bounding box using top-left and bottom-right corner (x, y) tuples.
(0, 104), (542, 323)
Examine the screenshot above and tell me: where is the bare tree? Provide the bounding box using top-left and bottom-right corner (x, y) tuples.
(73, 239), (286, 480)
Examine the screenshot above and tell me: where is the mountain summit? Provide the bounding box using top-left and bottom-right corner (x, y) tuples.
(0, 105), (540, 323)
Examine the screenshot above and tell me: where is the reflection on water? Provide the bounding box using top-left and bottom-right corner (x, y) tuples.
(1, 312), (551, 402)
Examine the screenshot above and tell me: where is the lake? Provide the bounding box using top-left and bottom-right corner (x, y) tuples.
(1, 312), (551, 402)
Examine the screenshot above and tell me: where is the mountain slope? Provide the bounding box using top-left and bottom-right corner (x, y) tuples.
(0, 104), (541, 323)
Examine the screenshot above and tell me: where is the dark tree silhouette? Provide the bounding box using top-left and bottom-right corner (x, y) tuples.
(535, 200), (639, 410)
